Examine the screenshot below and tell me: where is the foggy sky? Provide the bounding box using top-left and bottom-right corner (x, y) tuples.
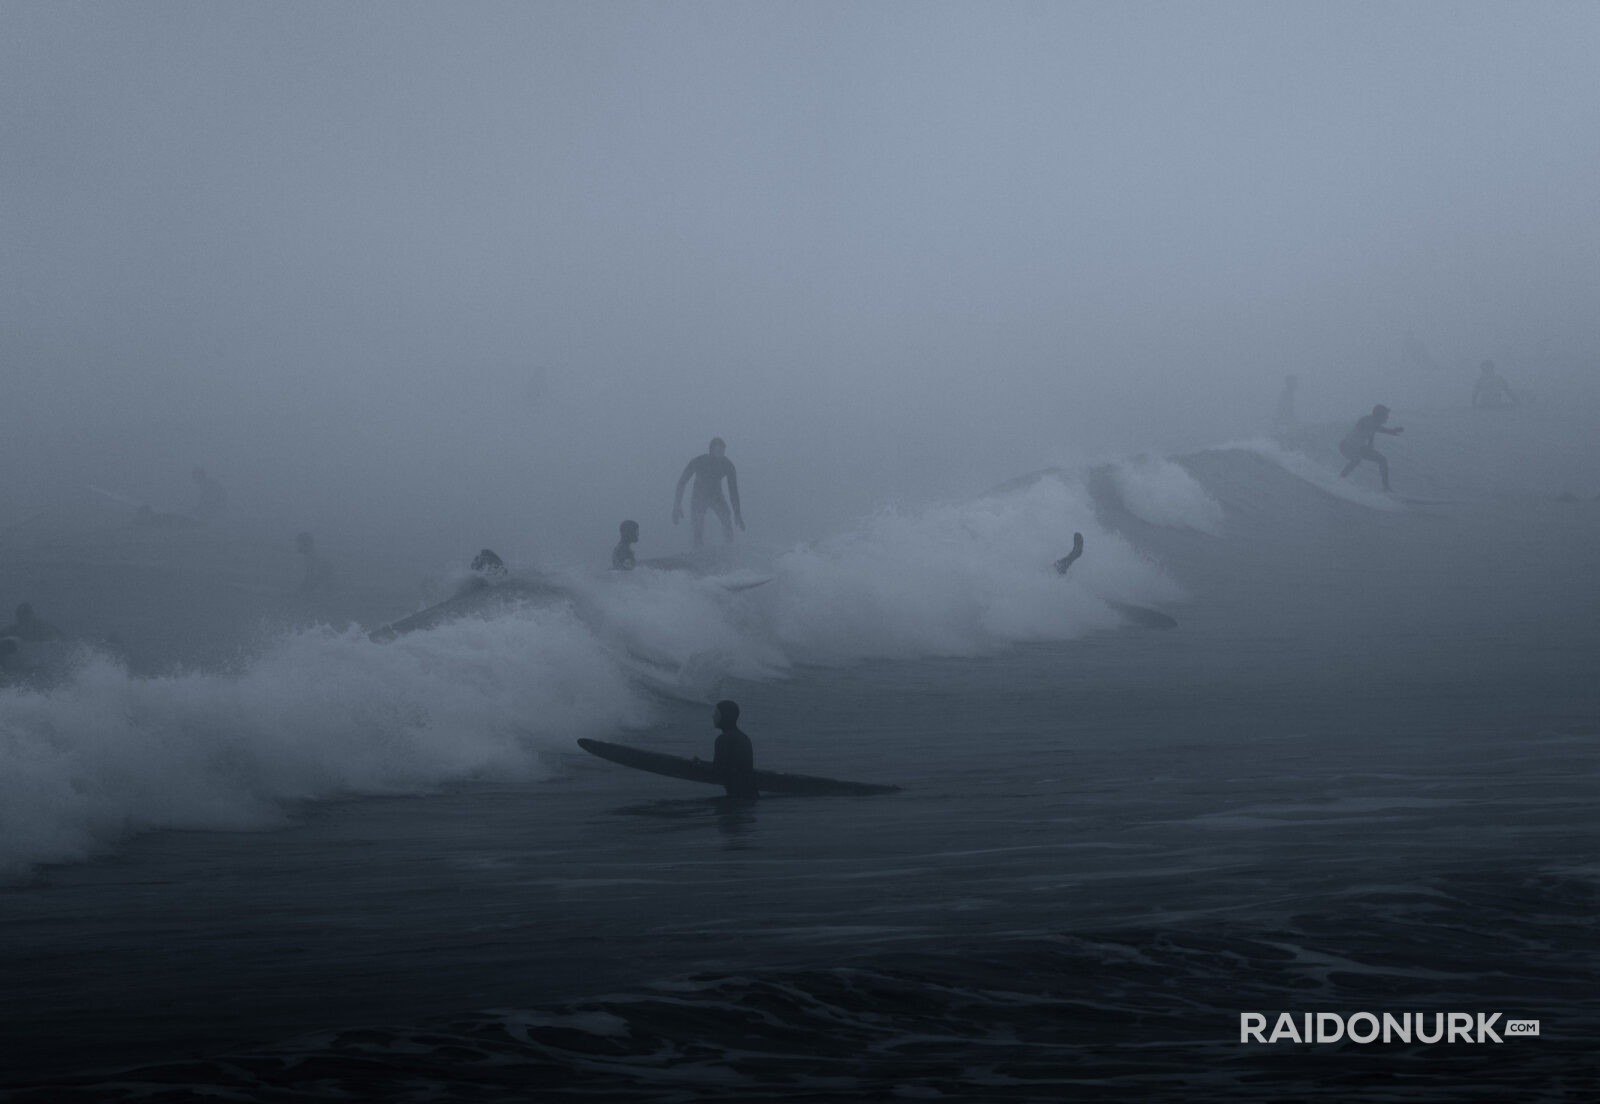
(4, 1), (1597, 565)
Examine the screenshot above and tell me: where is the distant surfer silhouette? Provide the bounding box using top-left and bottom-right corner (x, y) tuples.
(1471, 360), (1519, 409)
(613, 520), (639, 570)
(471, 548), (506, 580)
(709, 699), (757, 799)
(673, 438), (743, 549)
(191, 467), (225, 520)
(295, 531), (333, 595)
(450, 548), (509, 596)
(0, 637), (22, 679)
(1338, 404), (1404, 491)
(1055, 532), (1085, 575)
(0, 603), (60, 642)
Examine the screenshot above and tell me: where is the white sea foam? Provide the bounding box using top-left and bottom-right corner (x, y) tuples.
(1230, 438), (1406, 511)
(0, 469), (1184, 879)
(1107, 455), (1228, 534)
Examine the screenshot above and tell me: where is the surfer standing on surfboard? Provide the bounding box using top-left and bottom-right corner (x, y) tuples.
(672, 438), (744, 549)
(711, 699), (758, 799)
(1338, 404), (1404, 492)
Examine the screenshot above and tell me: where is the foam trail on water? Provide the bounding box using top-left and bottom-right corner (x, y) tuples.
(1232, 438), (1406, 511)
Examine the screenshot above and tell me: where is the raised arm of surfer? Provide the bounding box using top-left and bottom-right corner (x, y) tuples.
(710, 699), (758, 799)
(672, 438), (744, 549)
(1055, 532), (1085, 575)
(1338, 404), (1404, 492)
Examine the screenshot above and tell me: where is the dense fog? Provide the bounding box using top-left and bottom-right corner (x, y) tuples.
(4, 2), (1596, 566)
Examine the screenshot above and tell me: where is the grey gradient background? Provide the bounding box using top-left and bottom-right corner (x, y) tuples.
(4, 2), (1596, 564)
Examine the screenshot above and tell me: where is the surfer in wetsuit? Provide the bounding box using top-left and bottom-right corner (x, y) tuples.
(711, 699), (758, 799)
(1471, 360), (1519, 409)
(1338, 404), (1404, 491)
(613, 520), (639, 570)
(672, 438), (743, 549)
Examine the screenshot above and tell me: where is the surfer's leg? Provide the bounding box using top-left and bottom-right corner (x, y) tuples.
(1373, 451), (1390, 491)
(707, 496), (733, 543)
(690, 502), (707, 549)
(1338, 445), (1360, 478)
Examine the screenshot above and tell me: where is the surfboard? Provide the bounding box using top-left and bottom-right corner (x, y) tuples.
(1108, 600), (1179, 629)
(577, 738), (901, 796)
(368, 576), (564, 642)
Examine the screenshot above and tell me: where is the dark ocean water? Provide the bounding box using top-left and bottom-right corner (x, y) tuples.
(1, 408), (1596, 1101)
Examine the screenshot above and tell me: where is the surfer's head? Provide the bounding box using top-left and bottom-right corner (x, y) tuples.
(619, 519), (639, 542)
(14, 603), (34, 623)
(295, 531), (315, 555)
(1372, 404), (1390, 422)
(471, 548), (506, 577)
(709, 437), (726, 457)
(1479, 359), (1497, 375)
(712, 699), (740, 729)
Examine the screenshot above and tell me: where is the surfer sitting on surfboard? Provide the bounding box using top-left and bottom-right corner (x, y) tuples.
(709, 699), (758, 799)
(613, 520), (639, 570)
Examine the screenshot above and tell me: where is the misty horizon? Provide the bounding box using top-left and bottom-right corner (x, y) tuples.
(4, 2), (1596, 567)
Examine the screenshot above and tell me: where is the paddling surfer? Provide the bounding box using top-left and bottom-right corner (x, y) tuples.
(672, 438), (743, 549)
(711, 699), (758, 799)
(1338, 404), (1404, 491)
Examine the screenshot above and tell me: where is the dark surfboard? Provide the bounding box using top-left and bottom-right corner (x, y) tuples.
(1108, 600), (1179, 629)
(369, 577), (565, 642)
(577, 738), (901, 796)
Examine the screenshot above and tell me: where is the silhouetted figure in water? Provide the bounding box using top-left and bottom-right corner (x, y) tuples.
(295, 531), (333, 595)
(1274, 374), (1299, 427)
(1339, 404), (1404, 491)
(673, 438), (743, 549)
(1471, 360), (1519, 409)
(613, 520), (639, 570)
(191, 467), (225, 520)
(709, 699), (758, 799)
(1055, 532), (1085, 575)
(0, 603), (60, 642)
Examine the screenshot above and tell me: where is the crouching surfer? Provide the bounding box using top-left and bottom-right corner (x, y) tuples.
(710, 699), (758, 799)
